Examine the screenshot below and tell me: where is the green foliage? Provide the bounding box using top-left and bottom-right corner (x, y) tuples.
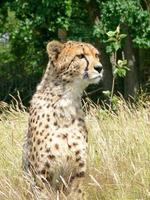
(103, 26), (129, 109)
(94, 0), (150, 48)
(106, 26), (129, 78)
(4, 0), (74, 74)
(115, 60), (128, 77)
(0, 0), (150, 104)
(106, 26), (127, 53)
(0, 0), (95, 105)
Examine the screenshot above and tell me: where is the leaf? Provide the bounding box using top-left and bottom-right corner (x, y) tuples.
(113, 42), (121, 51)
(124, 66), (130, 71)
(106, 31), (116, 37)
(117, 60), (122, 67)
(107, 37), (117, 42)
(122, 59), (127, 65)
(120, 34), (127, 39)
(106, 45), (113, 53)
(117, 60), (123, 66)
(117, 59), (127, 67)
(116, 25), (120, 34)
(113, 68), (119, 76)
(103, 90), (111, 97)
(111, 95), (118, 104)
(117, 68), (127, 77)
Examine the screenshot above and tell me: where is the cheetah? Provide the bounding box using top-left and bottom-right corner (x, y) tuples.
(23, 40), (103, 199)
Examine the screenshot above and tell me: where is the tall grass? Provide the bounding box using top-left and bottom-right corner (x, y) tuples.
(0, 100), (150, 200)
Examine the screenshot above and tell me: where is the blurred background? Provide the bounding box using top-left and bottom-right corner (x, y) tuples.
(0, 0), (150, 106)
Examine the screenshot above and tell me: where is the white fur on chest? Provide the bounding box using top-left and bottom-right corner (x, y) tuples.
(57, 78), (88, 107)
(56, 91), (82, 119)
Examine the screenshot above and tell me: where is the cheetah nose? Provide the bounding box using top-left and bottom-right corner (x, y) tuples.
(94, 64), (103, 73)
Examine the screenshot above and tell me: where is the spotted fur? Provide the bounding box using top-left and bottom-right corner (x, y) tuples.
(23, 40), (103, 199)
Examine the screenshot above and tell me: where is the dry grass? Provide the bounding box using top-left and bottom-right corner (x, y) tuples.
(0, 100), (150, 200)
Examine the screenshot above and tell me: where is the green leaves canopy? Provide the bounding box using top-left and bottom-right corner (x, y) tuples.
(94, 0), (150, 48)
(0, 0), (149, 104)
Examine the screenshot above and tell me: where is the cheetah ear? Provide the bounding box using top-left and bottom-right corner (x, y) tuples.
(47, 41), (63, 59)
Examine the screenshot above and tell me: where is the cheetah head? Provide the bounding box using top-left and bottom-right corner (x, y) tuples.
(47, 40), (103, 89)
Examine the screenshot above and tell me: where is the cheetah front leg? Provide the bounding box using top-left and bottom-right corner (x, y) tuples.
(22, 130), (48, 200)
(67, 143), (87, 200)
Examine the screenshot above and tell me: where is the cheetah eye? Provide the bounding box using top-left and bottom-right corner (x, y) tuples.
(77, 54), (85, 59)
(95, 53), (99, 58)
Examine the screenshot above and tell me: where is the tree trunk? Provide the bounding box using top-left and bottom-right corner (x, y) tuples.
(100, 44), (113, 91)
(123, 30), (139, 100)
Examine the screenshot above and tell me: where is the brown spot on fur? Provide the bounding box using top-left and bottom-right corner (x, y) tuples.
(32, 155), (35, 161)
(78, 189), (82, 193)
(76, 157), (81, 162)
(76, 171), (85, 177)
(46, 148), (50, 153)
(47, 174), (53, 182)
(50, 92), (54, 97)
(78, 118), (84, 122)
(79, 162), (84, 167)
(45, 124), (49, 128)
(60, 113), (64, 118)
(36, 152), (39, 157)
(37, 139), (41, 145)
(40, 147), (43, 151)
(54, 121), (57, 126)
(40, 131), (43, 136)
(72, 118), (75, 124)
(73, 142), (78, 146)
(41, 169), (46, 175)
(62, 134), (67, 139)
(55, 144), (59, 150)
(45, 162), (50, 168)
(48, 155), (55, 160)
(34, 162), (38, 168)
(64, 124), (69, 128)
(75, 150), (80, 155)
(44, 135), (48, 139)
(46, 104), (50, 108)
(70, 175), (75, 182)
(36, 131), (38, 135)
(54, 82), (59, 86)
(47, 118), (50, 122)
(67, 156), (70, 161)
